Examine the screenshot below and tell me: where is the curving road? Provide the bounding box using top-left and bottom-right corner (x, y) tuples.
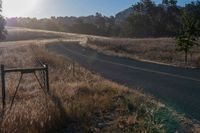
(47, 43), (200, 121)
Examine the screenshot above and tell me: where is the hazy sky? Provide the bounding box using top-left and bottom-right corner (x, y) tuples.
(3, 0), (195, 18)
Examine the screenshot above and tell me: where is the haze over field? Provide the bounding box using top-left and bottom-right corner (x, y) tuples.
(3, 0), (194, 18)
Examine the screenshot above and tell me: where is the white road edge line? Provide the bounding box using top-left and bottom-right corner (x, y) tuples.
(60, 44), (200, 82)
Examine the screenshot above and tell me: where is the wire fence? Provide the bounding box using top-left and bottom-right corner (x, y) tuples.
(0, 46), (50, 110)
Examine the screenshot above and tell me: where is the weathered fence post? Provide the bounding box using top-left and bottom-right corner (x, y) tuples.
(1, 65), (6, 109)
(45, 64), (49, 93)
(73, 61), (75, 77)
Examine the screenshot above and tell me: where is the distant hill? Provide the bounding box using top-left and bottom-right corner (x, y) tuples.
(115, 7), (133, 24)
(114, 4), (178, 25)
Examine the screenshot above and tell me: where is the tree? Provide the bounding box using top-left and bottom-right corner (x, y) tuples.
(0, 0), (7, 40)
(127, 0), (180, 37)
(162, 0), (177, 6)
(168, 0), (177, 6)
(176, 12), (200, 63)
(185, 0), (200, 28)
(162, 0), (169, 5)
(95, 13), (105, 28)
(127, 13), (154, 37)
(126, 0), (157, 37)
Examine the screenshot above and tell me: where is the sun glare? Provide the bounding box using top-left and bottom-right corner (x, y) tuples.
(3, 0), (38, 17)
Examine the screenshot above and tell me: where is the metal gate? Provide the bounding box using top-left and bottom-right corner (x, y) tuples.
(1, 64), (49, 109)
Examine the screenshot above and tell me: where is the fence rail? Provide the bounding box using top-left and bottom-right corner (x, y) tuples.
(4, 67), (46, 73)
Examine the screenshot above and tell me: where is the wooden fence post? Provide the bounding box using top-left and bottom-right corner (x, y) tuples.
(45, 64), (49, 93)
(1, 65), (6, 109)
(72, 60), (76, 77)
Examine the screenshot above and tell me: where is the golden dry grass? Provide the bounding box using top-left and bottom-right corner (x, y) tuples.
(0, 43), (197, 133)
(9, 26), (200, 68)
(5, 27), (84, 42)
(86, 37), (200, 67)
(7, 27), (200, 68)
(0, 27), (199, 132)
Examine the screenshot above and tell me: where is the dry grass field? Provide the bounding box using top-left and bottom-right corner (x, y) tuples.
(0, 27), (199, 132)
(86, 37), (200, 68)
(7, 27), (200, 67)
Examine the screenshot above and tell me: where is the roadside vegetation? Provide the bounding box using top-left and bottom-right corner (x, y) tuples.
(84, 6), (200, 68)
(176, 11), (200, 64)
(86, 37), (200, 67)
(0, 30), (199, 132)
(4, 27), (200, 68)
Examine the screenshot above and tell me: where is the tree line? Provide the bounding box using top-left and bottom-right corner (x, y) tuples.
(5, 0), (200, 38)
(6, 13), (116, 36)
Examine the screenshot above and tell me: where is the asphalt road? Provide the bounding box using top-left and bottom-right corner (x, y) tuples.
(47, 43), (200, 121)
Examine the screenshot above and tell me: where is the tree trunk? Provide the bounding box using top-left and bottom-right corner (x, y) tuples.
(190, 52), (193, 64)
(185, 50), (188, 65)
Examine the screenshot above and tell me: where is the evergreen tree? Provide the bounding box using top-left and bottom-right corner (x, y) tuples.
(162, 0), (169, 4)
(185, 0), (200, 28)
(176, 12), (200, 63)
(168, 0), (177, 6)
(0, 0), (6, 40)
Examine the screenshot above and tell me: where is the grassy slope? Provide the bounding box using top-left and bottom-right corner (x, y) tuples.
(0, 27), (199, 132)
(7, 27), (200, 68)
(85, 37), (200, 68)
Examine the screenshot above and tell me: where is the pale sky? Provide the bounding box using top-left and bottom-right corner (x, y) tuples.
(2, 0), (195, 18)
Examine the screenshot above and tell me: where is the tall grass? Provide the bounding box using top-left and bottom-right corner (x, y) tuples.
(0, 44), (197, 132)
(7, 27), (200, 67)
(86, 37), (200, 67)
(0, 27), (198, 132)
